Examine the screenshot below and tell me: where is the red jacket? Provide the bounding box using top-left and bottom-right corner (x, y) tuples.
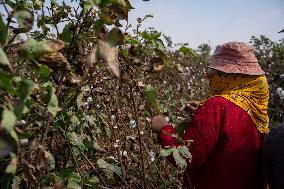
(158, 96), (265, 189)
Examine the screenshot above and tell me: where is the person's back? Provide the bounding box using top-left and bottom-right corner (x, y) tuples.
(263, 122), (284, 189)
(152, 42), (269, 189)
(181, 97), (265, 189)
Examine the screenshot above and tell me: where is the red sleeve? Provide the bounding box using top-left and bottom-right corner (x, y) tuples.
(157, 124), (178, 147)
(157, 97), (225, 170)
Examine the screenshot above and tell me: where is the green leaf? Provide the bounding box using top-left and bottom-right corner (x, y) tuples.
(18, 38), (64, 60)
(11, 176), (21, 189)
(76, 91), (84, 109)
(124, 35), (139, 45)
(160, 148), (174, 157)
(5, 153), (17, 174)
(66, 132), (85, 152)
(173, 148), (187, 170)
(0, 47), (12, 71)
(97, 158), (109, 169)
(30, 30), (44, 39)
(1, 108), (17, 133)
(50, 0), (59, 6)
(143, 85), (161, 114)
(0, 15), (8, 46)
(1, 153), (17, 189)
(67, 180), (82, 189)
(14, 79), (35, 119)
(0, 131), (15, 156)
(38, 64), (50, 79)
(155, 39), (165, 51)
(0, 71), (16, 95)
(178, 146), (192, 160)
(5, 0), (16, 9)
(14, 9), (34, 32)
(67, 172), (82, 189)
(83, 0), (101, 13)
(60, 24), (72, 44)
(43, 82), (61, 116)
(176, 120), (188, 136)
(120, 49), (128, 58)
(179, 46), (192, 55)
(0, 153), (17, 189)
(10, 129), (19, 145)
(110, 0), (134, 10)
(107, 28), (124, 46)
(143, 85), (156, 104)
(32, 0), (43, 10)
(48, 151), (56, 170)
(176, 63), (184, 72)
(141, 31), (161, 41)
(87, 176), (100, 185)
(17, 79), (36, 98)
(110, 0), (127, 7)
(97, 158), (122, 176)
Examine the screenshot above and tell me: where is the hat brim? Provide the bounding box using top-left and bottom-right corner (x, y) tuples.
(208, 59), (265, 75)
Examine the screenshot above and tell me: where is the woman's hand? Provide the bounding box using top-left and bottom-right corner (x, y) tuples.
(151, 115), (168, 133)
(185, 100), (199, 112)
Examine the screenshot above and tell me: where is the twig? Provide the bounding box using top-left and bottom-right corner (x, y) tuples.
(81, 152), (108, 187)
(104, 109), (127, 180)
(3, 33), (18, 51)
(48, 7), (59, 37)
(97, 185), (110, 189)
(142, 142), (165, 181)
(69, 6), (84, 51)
(1, 0), (10, 15)
(41, 113), (52, 143)
(129, 85), (148, 189)
(1, 0), (12, 27)
(97, 112), (127, 182)
(69, 145), (82, 176)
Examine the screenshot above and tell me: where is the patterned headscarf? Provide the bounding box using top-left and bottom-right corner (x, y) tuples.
(207, 71), (269, 133)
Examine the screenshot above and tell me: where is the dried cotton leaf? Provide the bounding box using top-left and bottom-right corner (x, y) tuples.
(97, 40), (120, 78)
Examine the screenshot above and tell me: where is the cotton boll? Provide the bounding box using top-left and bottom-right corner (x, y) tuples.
(165, 117), (170, 122)
(276, 87), (284, 100)
(276, 87), (282, 94)
(123, 151), (128, 157)
(20, 120), (26, 125)
(149, 151), (155, 162)
(111, 115), (116, 120)
(129, 119), (137, 128)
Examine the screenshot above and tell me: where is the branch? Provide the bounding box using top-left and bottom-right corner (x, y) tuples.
(81, 152), (108, 187)
(129, 85), (148, 189)
(48, 7), (59, 37)
(3, 33), (18, 51)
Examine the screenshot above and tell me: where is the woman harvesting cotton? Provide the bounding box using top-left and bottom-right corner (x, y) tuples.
(151, 42), (269, 189)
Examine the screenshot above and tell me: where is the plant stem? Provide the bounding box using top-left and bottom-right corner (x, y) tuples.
(81, 152), (108, 187)
(129, 85), (148, 189)
(41, 113), (51, 143)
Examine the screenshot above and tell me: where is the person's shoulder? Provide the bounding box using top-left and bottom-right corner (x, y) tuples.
(196, 96), (228, 113)
(201, 96), (228, 107)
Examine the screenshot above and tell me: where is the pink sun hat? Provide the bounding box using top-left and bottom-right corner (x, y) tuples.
(208, 41), (265, 75)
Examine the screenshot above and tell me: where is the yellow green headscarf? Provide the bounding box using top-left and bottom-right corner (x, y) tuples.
(207, 71), (269, 134)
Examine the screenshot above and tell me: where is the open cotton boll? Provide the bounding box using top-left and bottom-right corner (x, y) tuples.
(276, 87), (284, 100)
(129, 119), (137, 128)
